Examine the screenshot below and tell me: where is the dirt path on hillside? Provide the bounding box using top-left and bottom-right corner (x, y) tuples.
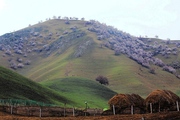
(0, 111), (180, 120)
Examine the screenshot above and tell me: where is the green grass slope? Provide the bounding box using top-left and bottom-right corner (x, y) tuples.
(21, 32), (180, 97)
(41, 77), (117, 108)
(0, 66), (72, 105)
(1, 19), (180, 98)
(0, 66), (116, 108)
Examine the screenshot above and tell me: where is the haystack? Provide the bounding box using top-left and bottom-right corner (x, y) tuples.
(108, 93), (145, 114)
(145, 89), (180, 112)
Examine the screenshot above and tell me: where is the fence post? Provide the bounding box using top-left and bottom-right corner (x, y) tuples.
(176, 101), (179, 111)
(73, 107), (75, 116)
(27, 107), (29, 116)
(94, 108), (97, 116)
(85, 102), (87, 116)
(113, 105), (115, 115)
(39, 107), (41, 117)
(96, 108), (97, 116)
(64, 103), (66, 117)
(10, 105), (13, 114)
(131, 105), (133, 115)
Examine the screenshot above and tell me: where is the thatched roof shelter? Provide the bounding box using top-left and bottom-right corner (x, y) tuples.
(108, 93), (144, 109)
(145, 90), (180, 105)
(145, 89), (180, 112)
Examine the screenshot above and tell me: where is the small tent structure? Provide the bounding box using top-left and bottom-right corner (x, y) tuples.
(145, 89), (180, 113)
(108, 94), (145, 114)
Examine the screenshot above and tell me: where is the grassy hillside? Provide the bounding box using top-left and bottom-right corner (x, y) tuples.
(41, 77), (117, 108)
(0, 66), (116, 108)
(0, 19), (180, 98)
(19, 20), (180, 97)
(0, 66), (72, 105)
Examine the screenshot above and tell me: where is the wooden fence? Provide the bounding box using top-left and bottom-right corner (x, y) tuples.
(0, 105), (103, 117)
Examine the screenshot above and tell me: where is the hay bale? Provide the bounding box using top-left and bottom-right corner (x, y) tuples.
(108, 94), (144, 108)
(145, 89), (180, 112)
(108, 93), (145, 114)
(145, 90), (180, 105)
(131, 94), (144, 108)
(108, 94), (131, 109)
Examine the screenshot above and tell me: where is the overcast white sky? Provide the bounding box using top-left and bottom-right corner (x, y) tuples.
(0, 0), (180, 40)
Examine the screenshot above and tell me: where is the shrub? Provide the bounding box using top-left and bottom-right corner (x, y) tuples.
(24, 60), (31, 65)
(96, 75), (109, 85)
(149, 68), (155, 74)
(17, 63), (24, 68)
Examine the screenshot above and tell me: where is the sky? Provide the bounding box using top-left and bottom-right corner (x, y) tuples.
(0, 0), (180, 40)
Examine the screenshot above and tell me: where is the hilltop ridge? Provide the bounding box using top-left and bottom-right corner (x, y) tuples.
(0, 18), (180, 97)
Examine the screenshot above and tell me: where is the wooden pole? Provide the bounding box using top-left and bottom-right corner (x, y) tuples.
(159, 102), (160, 112)
(85, 102), (87, 116)
(96, 108), (97, 116)
(39, 108), (41, 117)
(176, 101), (179, 111)
(94, 108), (97, 116)
(94, 109), (95, 116)
(10, 105), (13, 114)
(131, 105), (133, 115)
(73, 107), (75, 116)
(113, 105), (115, 115)
(64, 103), (66, 117)
(27, 107), (29, 116)
(150, 103), (152, 113)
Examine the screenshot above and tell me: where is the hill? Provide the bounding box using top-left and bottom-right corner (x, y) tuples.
(0, 66), (71, 105)
(0, 66), (116, 108)
(41, 77), (117, 108)
(0, 18), (180, 97)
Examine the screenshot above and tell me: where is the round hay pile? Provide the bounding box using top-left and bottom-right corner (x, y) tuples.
(131, 94), (145, 107)
(145, 89), (180, 106)
(108, 93), (144, 109)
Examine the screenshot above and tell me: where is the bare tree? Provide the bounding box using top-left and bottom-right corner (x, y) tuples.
(53, 16), (57, 19)
(81, 18), (85, 21)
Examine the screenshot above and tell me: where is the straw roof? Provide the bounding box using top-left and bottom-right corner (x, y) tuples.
(108, 93), (144, 109)
(145, 89), (180, 106)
